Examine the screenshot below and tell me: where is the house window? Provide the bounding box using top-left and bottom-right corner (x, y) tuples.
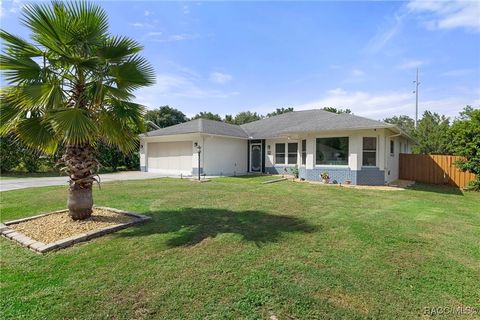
(288, 143), (298, 164)
(301, 140), (306, 165)
(275, 143), (285, 164)
(362, 137), (377, 166)
(316, 137), (349, 165)
(390, 140), (395, 155)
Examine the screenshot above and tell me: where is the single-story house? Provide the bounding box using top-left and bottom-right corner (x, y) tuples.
(139, 109), (414, 185)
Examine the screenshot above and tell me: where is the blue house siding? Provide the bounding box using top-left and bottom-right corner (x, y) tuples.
(299, 167), (307, 180)
(265, 166), (294, 175)
(356, 167), (385, 185)
(192, 167), (204, 175)
(266, 166), (384, 185)
(305, 167), (356, 184)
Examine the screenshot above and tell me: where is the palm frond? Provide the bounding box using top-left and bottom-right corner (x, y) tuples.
(14, 116), (58, 154)
(4, 83), (65, 112)
(0, 96), (23, 135)
(65, 1), (109, 46)
(110, 55), (155, 92)
(0, 29), (43, 57)
(48, 108), (97, 145)
(107, 99), (145, 131)
(104, 85), (134, 101)
(0, 55), (42, 84)
(97, 112), (137, 153)
(2, 1), (153, 156)
(21, 2), (71, 56)
(97, 36), (143, 62)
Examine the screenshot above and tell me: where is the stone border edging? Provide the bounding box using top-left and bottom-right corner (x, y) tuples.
(0, 206), (151, 254)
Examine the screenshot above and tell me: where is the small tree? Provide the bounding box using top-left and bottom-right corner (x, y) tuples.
(0, 2), (154, 219)
(322, 107), (352, 114)
(266, 107), (294, 117)
(230, 111), (263, 125)
(191, 111), (222, 121)
(384, 115), (415, 136)
(449, 106), (480, 190)
(412, 111), (451, 154)
(145, 106), (188, 129)
(0, 135), (21, 173)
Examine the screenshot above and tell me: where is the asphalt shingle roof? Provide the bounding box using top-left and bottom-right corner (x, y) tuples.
(241, 109), (394, 138)
(143, 109), (400, 139)
(143, 118), (249, 138)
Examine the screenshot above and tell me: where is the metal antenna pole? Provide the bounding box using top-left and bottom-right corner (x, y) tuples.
(413, 68), (420, 128)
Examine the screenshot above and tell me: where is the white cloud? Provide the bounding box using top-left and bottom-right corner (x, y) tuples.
(131, 22), (150, 28)
(143, 32), (198, 42)
(407, 0), (480, 32)
(328, 88), (347, 95)
(183, 5), (190, 14)
(1, 0), (24, 15)
(351, 69), (365, 77)
(441, 69), (476, 77)
(134, 73), (239, 108)
(291, 88), (479, 119)
(365, 11), (407, 53)
(144, 10), (152, 16)
(209, 72), (233, 84)
(398, 59), (428, 69)
(145, 31), (163, 37)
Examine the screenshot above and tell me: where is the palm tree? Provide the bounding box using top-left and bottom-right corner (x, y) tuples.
(0, 2), (154, 220)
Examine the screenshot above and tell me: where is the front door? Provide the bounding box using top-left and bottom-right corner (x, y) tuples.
(250, 144), (262, 172)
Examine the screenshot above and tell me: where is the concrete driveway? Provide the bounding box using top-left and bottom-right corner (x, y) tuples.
(0, 171), (169, 192)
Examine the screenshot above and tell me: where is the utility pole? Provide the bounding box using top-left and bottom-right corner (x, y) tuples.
(413, 68), (420, 128)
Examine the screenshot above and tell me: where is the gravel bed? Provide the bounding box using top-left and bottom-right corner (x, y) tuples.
(10, 208), (135, 244)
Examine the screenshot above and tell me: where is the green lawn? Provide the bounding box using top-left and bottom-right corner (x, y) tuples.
(0, 172), (61, 180)
(1, 177), (479, 319)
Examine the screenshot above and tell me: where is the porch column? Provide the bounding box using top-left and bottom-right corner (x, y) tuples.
(306, 138), (315, 169)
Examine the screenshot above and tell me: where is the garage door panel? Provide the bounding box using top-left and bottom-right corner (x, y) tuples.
(147, 141), (192, 174)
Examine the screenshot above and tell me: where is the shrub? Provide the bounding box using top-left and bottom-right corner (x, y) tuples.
(449, 106), (480, 191)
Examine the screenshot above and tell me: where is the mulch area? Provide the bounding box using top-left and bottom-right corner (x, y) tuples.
(10, 208), (135, 244)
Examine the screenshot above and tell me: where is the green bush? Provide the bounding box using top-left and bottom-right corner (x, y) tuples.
(0, 135), (20, 173)
(449, 106), (480, 191)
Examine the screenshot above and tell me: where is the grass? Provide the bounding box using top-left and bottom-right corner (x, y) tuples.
(0, 172), (61, 180)
(1, 176), (479, 319)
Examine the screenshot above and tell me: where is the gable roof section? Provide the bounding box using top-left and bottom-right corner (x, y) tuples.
(142, 118), (249, 138)
(142, 109), (411, 140)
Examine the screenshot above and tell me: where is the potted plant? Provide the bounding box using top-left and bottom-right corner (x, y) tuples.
(320, 172), (330, 184)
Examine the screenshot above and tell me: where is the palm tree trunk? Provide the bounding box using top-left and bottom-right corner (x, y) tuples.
(63, 144), (98, 220)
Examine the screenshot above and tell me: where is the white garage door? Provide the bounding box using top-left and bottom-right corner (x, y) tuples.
(147, 141), (192, 175)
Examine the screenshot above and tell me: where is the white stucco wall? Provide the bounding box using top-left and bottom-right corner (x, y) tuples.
(201, 135), (248, 176)
(384, 135), (411, 183)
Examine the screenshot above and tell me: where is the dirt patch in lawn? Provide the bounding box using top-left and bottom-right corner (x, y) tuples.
(10, 208), (135, 244)
(316, 290), (372, 315)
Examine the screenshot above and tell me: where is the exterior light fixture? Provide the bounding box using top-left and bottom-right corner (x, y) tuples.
(195, 143), (202, 181)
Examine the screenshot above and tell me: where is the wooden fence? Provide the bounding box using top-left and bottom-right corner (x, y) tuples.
(399, 154), (476, 188)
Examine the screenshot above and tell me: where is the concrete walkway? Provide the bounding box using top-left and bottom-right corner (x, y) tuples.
(0, 171), (170, 192)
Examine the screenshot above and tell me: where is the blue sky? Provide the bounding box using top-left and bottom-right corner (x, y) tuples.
(1, 0), (479, 120)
